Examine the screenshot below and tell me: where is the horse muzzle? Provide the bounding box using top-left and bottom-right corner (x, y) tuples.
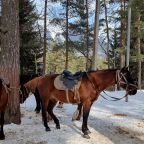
(127, 87), (137, 95)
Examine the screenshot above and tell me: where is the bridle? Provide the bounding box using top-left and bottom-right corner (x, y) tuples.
(86, 69), (137, 101)
(116, 70), (137, 93)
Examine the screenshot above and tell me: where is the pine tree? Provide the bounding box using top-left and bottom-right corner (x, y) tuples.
(19, 0), (43, 74)
(0, 0), (20, 124)
(130, 0), (144, 89)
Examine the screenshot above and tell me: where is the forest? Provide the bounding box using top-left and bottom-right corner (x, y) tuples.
(0, 0), (144, 130)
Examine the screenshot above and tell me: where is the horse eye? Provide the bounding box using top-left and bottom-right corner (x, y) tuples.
(134, 81), (138, 85)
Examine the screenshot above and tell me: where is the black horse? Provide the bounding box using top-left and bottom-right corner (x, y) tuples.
(20, 74), (41, 113)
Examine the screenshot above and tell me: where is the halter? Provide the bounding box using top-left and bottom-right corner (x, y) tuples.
(116, 70), (128, 86)
(86, 70), (137, 101)
(116, 70), (137, 92)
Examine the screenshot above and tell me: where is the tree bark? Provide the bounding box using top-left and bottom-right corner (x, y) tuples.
(137, 14), (141, 89)
(65, 0), (69, 70)
(43, 0), (48, 74)
(120, 0), (126, 68)
(104, 0), (110, 69)
(0, 0), (20, 124)
(125, 0), (132, 102)
(92, 0), (100, 71)
(85, 0), (89, 70)
(126, 0), (132, 67)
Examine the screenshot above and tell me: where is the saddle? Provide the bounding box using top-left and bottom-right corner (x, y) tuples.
(54, 70), (83, 103)
(60, 70), (83, 89)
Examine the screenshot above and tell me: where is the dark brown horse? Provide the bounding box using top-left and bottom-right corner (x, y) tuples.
(26, 67), (137, 139)
(20, 74), (42, 113)
(21, 76), (53, 121)
(0, 77), (10, 140)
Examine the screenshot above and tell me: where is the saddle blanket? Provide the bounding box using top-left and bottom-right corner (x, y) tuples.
(54, 75), (81, 103)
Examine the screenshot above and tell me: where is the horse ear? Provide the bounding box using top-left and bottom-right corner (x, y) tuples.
(121, 66), (128, 72)
(125, 66), (129, 71)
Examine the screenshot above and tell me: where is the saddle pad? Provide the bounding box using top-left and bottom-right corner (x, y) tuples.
(54, 75), (81, 92)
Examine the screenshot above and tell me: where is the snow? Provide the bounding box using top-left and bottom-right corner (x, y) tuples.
(1, 90), (144, 144)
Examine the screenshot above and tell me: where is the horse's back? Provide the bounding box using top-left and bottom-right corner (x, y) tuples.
(37, 74), (58, 96)
(24, 76), (43, 92)
(39, 74), (58, 86)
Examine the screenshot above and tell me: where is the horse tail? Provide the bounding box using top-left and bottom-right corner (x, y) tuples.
(35, 87), (41, 101)
(34, 87), (42, 110)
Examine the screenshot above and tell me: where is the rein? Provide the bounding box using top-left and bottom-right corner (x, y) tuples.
(101, 91), (128, 101)
(86, 70), (136, 102)
(116, 70), (138, 92)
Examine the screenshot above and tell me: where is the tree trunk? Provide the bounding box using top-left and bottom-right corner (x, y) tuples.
(85, 0), (89, 71)
(92, 0), (100, 71)
(120, 0), (126, 68)
(126, 0), (132, 67)
(104, 0), (110, 69)
(137, 14), (141, 89)
(0, 0), (20, 124)
(65, 0), (69, 70)
(43, 0), (48, 74)
(125, 0), (132, 102)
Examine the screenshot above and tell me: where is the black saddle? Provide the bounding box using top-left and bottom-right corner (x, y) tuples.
(60, 70), (83, 89)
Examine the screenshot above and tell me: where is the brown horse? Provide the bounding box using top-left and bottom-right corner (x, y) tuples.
(0, 77), (10, 140)
(21, 76), (53, 120)
(20, 74), (42, 113)
(27, 67), (137, 138)
(20, 76), (43, 113)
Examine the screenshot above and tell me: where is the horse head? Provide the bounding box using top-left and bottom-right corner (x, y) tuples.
(20, 85), (29, 103)
(117, 67), (137, 95)
(19, 73), (41, 103)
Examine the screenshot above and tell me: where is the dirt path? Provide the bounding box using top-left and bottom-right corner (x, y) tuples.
(1, 105), (144, 144)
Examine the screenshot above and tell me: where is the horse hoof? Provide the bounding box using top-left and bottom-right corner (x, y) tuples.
(86, 130), (91, 134)
(35, 110), (40, 114)
(0, 134), (5, 140)
(45, 127), (51, 131)
(35, 108), (40, 113)
(83, 134), (90, 139)
(56, 125), (60, 129)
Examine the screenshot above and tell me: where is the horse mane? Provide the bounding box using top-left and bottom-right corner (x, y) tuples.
(88, 69), (117, 73)
(82, 69), (118, 78)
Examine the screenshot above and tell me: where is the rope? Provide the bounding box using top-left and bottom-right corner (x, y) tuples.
(66, 89), (70, 103)
(86, 70), (137, 102)
(102, 91), (129, 101)
(2, 82), (9, 94)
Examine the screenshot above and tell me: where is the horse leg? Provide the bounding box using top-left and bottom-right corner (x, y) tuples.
(47, 100), (60, 129)
(57, 102), (63, 108)
(34, 90), (41, 113)
(0, 111), (5, 140)
(41, 99), (51, 132)
(72, 103), (82, 121)
(82, 100), (92, 139)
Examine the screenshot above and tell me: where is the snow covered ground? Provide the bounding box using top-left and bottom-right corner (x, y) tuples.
(1, 90), (144, 144)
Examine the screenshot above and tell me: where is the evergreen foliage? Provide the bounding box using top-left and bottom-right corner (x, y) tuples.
(18, 0), (143, 87)
(130, 0), (144, 86)
(19, 0), (43, 74)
